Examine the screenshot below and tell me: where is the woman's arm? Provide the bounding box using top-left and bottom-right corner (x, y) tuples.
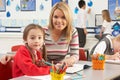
(62, 28), (79, 66)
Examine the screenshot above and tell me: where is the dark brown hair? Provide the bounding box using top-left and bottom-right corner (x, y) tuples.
(78, 0), (86, 8)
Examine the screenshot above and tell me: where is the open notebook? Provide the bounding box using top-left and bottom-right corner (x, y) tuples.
(66, 64), (84, 73)
(105, 60), (120, 64)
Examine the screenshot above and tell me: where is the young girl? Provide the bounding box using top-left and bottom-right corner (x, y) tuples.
(13, 24), (50, 78)
(95, 9), (112, 40)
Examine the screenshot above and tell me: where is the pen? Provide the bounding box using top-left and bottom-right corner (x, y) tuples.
(44, 61), (52, 66)
(42, 59), (52, 66)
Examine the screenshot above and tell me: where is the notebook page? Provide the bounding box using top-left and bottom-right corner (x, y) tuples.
(66, 64), (84, 73)
(105, 60), (120, 64)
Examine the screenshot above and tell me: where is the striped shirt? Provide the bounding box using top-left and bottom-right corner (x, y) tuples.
(44, 27), (79, 63)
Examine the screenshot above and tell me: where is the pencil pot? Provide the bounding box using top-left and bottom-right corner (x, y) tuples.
(50, 72), (65, 80)
(92, 60), (105, 70)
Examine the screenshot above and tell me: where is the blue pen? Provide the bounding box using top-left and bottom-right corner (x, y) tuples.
(44, 61), (52, 66)
(42, 59), (52, 66)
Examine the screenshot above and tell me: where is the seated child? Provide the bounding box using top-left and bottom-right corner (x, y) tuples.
(12, 24), (57, 78)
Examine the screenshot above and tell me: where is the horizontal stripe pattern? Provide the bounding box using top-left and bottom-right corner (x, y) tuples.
(44, 27), (79, 62)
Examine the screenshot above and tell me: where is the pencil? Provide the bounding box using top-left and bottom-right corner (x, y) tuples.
(52, 61), (54, 72)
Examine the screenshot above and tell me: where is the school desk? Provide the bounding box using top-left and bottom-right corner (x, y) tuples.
(10, 61), (120, 80)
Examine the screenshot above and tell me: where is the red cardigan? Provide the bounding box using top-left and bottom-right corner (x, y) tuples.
(12, 46), (50, 78)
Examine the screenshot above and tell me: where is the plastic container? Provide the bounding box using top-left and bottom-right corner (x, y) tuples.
(92, 60), (105, 70)
(50, 72), (65, 80)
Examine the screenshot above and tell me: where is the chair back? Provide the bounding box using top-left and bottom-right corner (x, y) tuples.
(79, 48), (89, 61)
(0, 61), (13, 80)
(11, 45), (23, 52)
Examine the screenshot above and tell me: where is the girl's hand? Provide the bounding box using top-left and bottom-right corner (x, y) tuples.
(107, 52), (120, 60)
(0, 55), (13, 65)
(113, 52), (120, 60)
(99, 33), (102, 38)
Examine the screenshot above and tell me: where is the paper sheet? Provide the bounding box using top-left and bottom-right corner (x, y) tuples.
(25, 74), (70, 80)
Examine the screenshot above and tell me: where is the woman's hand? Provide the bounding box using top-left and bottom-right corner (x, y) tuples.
(0, 55), (13, 65)
(62, 57), (76, 67)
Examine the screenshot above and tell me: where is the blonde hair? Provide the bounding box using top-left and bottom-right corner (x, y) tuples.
(48, 2), (73, 43)
(102, 9), (111, 22)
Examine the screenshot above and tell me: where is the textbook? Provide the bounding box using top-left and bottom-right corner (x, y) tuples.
(66, 64), (84, 73)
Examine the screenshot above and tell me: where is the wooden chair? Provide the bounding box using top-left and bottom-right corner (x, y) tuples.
(11, 45), (23, 52)
(0, 61), (13, 80)
(79, 48), (89, 61)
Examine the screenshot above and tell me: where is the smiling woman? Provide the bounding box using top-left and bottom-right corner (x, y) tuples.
(45, 2), (79, 66)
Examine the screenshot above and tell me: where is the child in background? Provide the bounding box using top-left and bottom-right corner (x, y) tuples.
(13, 24), (50, 78)
(90, 35), (120, 60)
(76, 0), (91, 47)
(95, 9), (112, 40)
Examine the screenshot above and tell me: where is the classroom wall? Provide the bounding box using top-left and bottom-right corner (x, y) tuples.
(0, 0), (108, 53)
(0, 0), (107, 27)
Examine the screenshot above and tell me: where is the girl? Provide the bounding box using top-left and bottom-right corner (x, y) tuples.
(95, 9), (112, 40)
(13, 24), (50, 78)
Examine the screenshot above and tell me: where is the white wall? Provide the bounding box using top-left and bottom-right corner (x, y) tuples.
(0, 0), (108, 27)
(0, 0), (108, 53)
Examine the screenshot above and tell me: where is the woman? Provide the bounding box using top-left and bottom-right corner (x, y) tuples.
(44, 2), (79, 66)
(0, 2), (79, 67)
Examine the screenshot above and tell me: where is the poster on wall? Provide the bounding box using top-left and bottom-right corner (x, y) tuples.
(52, 0), (68, 6)
(108, 0), (120, 21)
(20, 0), (36, 11)
(0, 0), (6, 11)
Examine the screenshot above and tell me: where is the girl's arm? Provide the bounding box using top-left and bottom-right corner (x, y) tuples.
(100, 26), (105, 37)
(13, 47), (51, 76)
(0, 54), (15, 65)
(106, 52), (120, 60)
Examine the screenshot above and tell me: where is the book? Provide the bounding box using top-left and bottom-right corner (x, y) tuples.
(66, 64), (84, 73)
